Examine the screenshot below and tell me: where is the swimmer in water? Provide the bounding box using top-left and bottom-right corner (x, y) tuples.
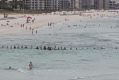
(4, 66), (17, 70)
(9, 66), (12, 69)
(29, 62), (32, 70)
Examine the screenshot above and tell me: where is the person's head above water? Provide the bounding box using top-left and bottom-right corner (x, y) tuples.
(9, 66), (11, 69)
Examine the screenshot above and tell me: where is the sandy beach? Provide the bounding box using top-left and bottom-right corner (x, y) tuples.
(0, 11), (116, 37)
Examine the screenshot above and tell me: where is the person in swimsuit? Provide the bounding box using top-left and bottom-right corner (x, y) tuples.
(29, 62), (33, 70)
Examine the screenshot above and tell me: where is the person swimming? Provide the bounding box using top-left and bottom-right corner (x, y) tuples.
(4, 66), (17, 70)
(8, 66), (12, 69)
(29, 62), (33, 70)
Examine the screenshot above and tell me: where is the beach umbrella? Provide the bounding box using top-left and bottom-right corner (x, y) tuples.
(27, 16), (32, 19)
(26, 16), (32, 23)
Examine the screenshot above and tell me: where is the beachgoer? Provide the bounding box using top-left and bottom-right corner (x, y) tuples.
(32, 29), (34, 35)
(29, 62), (33, 70)
(32, 30), (33, 35)
(9, 66), (12, 69)
(36, 30), (37, 34)
(7, 66), (16, 70)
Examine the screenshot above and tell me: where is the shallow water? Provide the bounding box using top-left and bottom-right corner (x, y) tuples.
(0, 49), (119, 80)
(0, 49), (119, 70)
(0, 12), (119, 80)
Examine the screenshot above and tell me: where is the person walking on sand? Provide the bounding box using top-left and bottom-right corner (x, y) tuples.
(29, 61), (33, 70)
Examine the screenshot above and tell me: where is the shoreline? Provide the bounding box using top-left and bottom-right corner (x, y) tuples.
(0, 10), (118, 46)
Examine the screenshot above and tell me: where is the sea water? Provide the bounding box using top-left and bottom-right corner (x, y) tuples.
(0, 49), (119, 80)
(0, 12), (119, 80)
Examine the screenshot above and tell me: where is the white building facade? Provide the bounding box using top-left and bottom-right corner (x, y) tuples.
(24, 0), (110, 11)
(25, 0), (46, 10)
(25, 0), (71, 11)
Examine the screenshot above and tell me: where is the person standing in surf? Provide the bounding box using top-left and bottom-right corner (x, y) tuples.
(29, 61), (33, 70)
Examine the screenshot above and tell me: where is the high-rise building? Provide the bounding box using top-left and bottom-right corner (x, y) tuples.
(74, 0), (109, 10)
(94, 0), (109, 10)
(25, 0), (46, 10)
(74, 0), (82, 10)
(70, 0), (75, 10)
(103, 0), (110, 9)
(57, 0), (70, 10)
(24, 0), (109, 11)
(109, 1), (117, 9)
(25, 0), (71, 11)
